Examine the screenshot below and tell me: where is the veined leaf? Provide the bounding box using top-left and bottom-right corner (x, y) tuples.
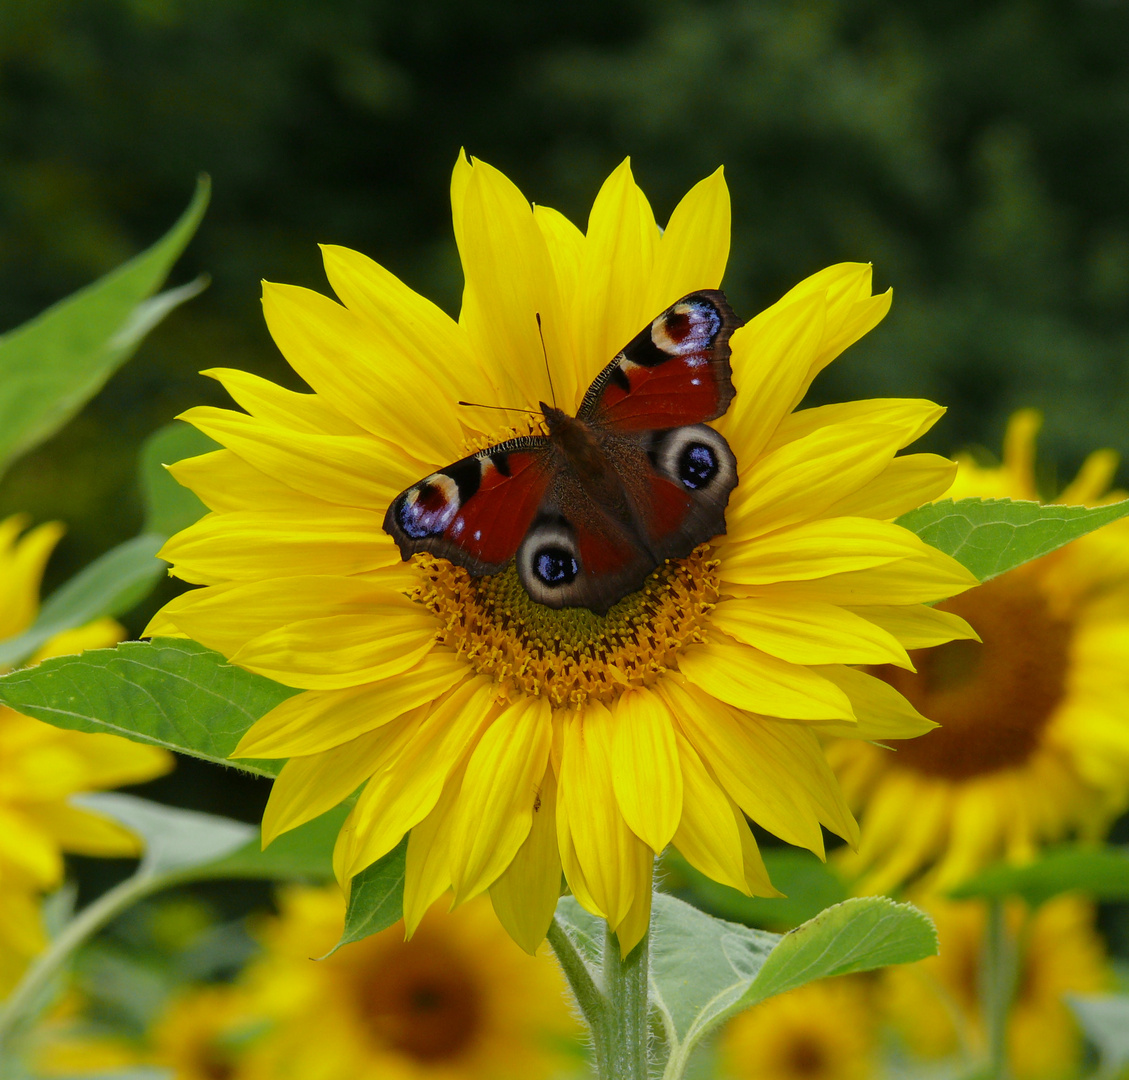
(950, 845), (1129, 907)
(0, 638), (296, 776)
(643, 894), (935, 1079)
(896, 497), (1129, 582)
(0, 178), (209, 477)
(334, 839), (409, 953)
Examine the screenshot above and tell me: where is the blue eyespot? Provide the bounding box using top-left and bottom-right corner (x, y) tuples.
(534, 547), (579, 587)
(678, 442), (719, 490)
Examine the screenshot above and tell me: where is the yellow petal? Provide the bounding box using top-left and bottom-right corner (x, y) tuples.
(646, 166), (730, 315)
(319, 243), (495, 409)
(575, 159), (659, 392)
(399, 759), (465, 934)
(657, 679), (826, 855)
(726, 421), (920, 539)
(1002, 408), (1041, 500)
(34, 616), (124, 662)
(670, 728), (750, 894)
(490, 762), (563, 954)
(810, 665), (935, 741)
(847, 604), (979, 650)
(231, 607), (437, 690)
(160, 507), (401, 586)
(611, 854), (655, 956)
(261, 714), (423, 845)
(610, 686), (683, 852)
(558, 701), (649, 926)
(0, 808), (61, 886)
(168, 450), (325, 514)
(335, 677), (495, 879)
(714, 291), (826, 463)
(709, 596), (911, 668)
(0, 520), (63, 640)
(821, 454), (958, 520)
(534, 205), (587, 408)
(717, 517), (926, 586)
(31, 803), (143, 858)
(764, 398), (945, 456)
(233, 649), (467, 758)
(181, 406), (412, 511)
(203, 366), (367, 436)
(1059, 447), (1120, 505)
(732, 799), (780, 897)
(447, 695), (553, 902)
(456, 158), (562, 409)
(679, 636), (854, 721)
(262, 281), (467, 465)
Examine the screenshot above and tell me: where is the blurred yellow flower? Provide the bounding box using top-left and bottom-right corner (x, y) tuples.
(148, 154), (976, 953)
(147, 984), (265, 1080)
(0, 515), (173, 992)
(720, 978), (875, 1080)
(831, 412), (1129, 891)
(882, 893), (1108, 1080)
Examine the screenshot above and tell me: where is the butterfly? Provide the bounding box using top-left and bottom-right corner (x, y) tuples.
(383, 290), (742, 615)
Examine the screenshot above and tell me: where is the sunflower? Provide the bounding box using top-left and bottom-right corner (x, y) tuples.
(228, 886), (579, 1080)
(147, 154), (976, 953)
(829, 411), (1129, 893)
(881, 893), (1108, 1080)
(0, 515), (173, 992)
(719, 978), (874, 1080)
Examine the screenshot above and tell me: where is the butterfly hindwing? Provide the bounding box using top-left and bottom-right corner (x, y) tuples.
(384, 437), (552, 573)
(577, 290), (740, 431)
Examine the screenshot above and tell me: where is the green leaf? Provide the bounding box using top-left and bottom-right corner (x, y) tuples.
(334, 839), (408, 953)
(0, 178), (209, 477)
(1067, 994), (1129, 1078)
(895, 497), (1129, 583)
(647, 894), (936, 1079)
(140, 421), (218, 537)
(0, 638), (297, 777)
(0, 535), (165, 669)
(666, 848), (848, 930)
(553, 896), (607, 971)
(949, 845), (1129, 907)
(76, 793), (255, 876)
(204, 804), (347, 882)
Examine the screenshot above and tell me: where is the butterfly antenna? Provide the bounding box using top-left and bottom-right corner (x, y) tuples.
(536, 312), (556, 407)
(456, 400), (541, 416)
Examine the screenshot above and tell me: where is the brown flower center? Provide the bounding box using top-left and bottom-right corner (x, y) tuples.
(873, 569), (1072, 780)
(412, 545), (720, 708)
(785, 1034), (829, 1078)
(355, 939), (482, 1062)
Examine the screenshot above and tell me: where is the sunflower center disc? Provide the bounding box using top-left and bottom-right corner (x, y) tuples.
(873, 569), (1073, 780)
(356, 941), (482, 1061)
(411, 545), (720, 708)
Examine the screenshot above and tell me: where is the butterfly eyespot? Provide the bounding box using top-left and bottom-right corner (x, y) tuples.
(534, 546), (580, 587)
(396, 475), (460, 539)
(678, 442), (720, 490)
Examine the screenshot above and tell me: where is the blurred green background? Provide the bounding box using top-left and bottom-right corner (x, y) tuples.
(4, 0), (1129, 597)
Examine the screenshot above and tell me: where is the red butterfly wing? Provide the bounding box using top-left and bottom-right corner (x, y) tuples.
(384, 438), (552, 573)
(577, 290), (740, 431)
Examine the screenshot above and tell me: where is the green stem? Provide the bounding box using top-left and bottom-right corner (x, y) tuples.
(982, 897), (1016, 1080)
(603, 923), (651, 1080)
(0, 870), (161, 1070)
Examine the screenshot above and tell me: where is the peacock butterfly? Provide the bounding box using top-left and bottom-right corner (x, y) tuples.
(383, 290), (742, 614)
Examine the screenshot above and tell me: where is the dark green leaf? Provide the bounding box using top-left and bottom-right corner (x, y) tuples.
(0, 535), (166, 669)
(666, 848), (848, 931)
(140, 422), (218, 537)
(0, 638), (297, 776)
(334, 839), (408, 952)
(0, 178), (209, 477)
(950, 845), (1129, 906)
(896, 497), (1129, 583)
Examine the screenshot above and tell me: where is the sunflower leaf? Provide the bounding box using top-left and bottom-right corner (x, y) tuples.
(949, 845), (1129, 906)
(0, 177), (209, 478)
(0, 638), (296, 776)
(649, 894), (935, 1076)
(334, 838), (409, 953)
(895, 497), (1129, 582)
(1066, 994), (1129, 1077)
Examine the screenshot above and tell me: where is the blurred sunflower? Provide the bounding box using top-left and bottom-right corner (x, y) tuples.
(720, 977), (875, 1080)
(881, 893), (1108, 1080)
(0, 516), (173, 992)
(148, 154), (976, 953)
(233, 886), (580, 1080)
(146, 984), (265, 1080)
(830, 411), (1129, 891)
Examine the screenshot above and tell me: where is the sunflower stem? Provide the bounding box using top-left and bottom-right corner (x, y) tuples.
(982, 897), (1016, 1080)
(602, 923), (651, 1080)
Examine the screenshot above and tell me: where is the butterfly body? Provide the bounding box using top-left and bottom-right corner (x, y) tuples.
(384, 290), (742, 614)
